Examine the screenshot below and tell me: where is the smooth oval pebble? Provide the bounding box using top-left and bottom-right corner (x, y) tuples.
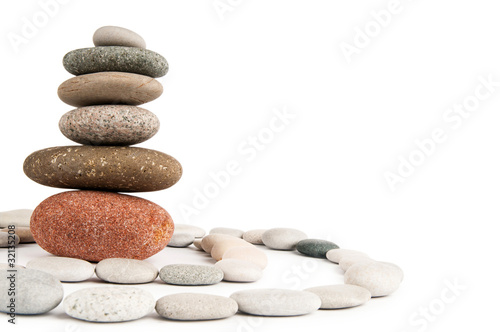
(344, 261), (403, 297)
(296, 239), (339, 258)
(174, 224), (206, 238)
(0, 233), (20, 247)
(305, 284), (372, 309)
(339, 255), (375, 272)
(24, 146), (182, 192)
(59, 105), (160, 146)
(64, 287), (155, 322)
(230, 289), (321, 316)
(26, 256), (94, 282)
(96, 258), (158, 284)
(0, 209), (32, 228)
(262, 228), (307, 250)
(93, 26), (146, 48)
(58, 72), (163, 107)
(0, 269), (63, 314)
(326, 248), (370, 264)
(222, 246), (268, 269)
(30, 190), (174, 262)
(167, 232), (195, 248)
(209, 227), (244, 238)
(63, 46), (168, 78)
(211, 237), (253, 261)
(1, 226), (34, 243)
(200, 234), (235, 253)
(215, 259), (263, 282)
(242, 229), (266, 245)
(155, 293), (238, 321)
(159, 264), (223, 286)
(193, 238), (203, 250)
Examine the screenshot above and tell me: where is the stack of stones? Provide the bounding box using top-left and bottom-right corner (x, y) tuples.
(22, 26), (182, 262)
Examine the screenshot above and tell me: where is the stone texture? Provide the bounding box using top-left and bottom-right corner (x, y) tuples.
(222, 246), (268, 269)
(174, 224), (206, 238)
(193, 238), (203, 250)
(155, 293), (238, 321)
(23, 146), (182, 192)
(30, 190), (174, 262)
(1, 227), (34, 243)
(296, 239), (339, 258)
(339, 256), (375, 272)
(209, 227), (244, 238)
(63, 47), (168, 78)
(0, 269), (63, 314)
(0, 209), (32, 228)
(93, 26), (146, 48)
(0, 233), (19, 247)
(200, 234), (235, 253)
(305, 284), (371, 309)
(344, 261), (403, 297)
(242, 229), (266, 245)
(59, 105), (160, 146)
(26, 256), (94, 282)
(326, 249), (370, 264)
(262, 228), (307, 250)
(58, 72), (163, 107)
(95, 258), (158, 284)
(159, 264), (223, 286)
(64, 287), (155, 322)
(215, 259), (263, 282)
(211, 237), (253, 261)
(230, 289), (321, 316)
(167, 232), (194, 248)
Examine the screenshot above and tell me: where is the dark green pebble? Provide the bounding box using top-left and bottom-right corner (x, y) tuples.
(296, 239), (339, 258)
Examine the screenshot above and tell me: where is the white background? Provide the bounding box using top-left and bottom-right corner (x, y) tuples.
(0, 0), (498, 331)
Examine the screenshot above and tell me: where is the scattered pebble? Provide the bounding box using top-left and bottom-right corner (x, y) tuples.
(222, 246), (268, 269)
(242, 229), (266, 245)
(0, 209), (32, 228)
(64, 287), (155, 322)
(344, 261), (403, 297)
(304, 284), (371, 309)
(215, 259), (263, 282)
(168, 232), (195, 248)
(93, 25), (146, 48)
(0, 233), (19, 247)
(1, 226), (34, 243)
(262, 228), (307, 250)
(155, 293), (238, 321)
(210, 237), (252, 261)
(339, 255), (375, 272)
(26, 256), (94, 282)
(193, 238), (203, 250)
(296, 239), (339, 258)
(174, 224), (206, 238)
(326, 248), (370, 264)
(159, 264), (223, 286)
(200, 234), (235, 253)
(209, 227), (244, 238)
(96, 258), (158, 284)
(230, 289), (321, 316)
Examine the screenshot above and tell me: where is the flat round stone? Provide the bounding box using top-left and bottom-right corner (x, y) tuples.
(0, 233), (20, 247)
(305, 284), (372, 309)
(1, 226), (34, 243)
(26, 256), (94, 282)
(262, 228), (307, 250)
(326, 248), (370, 264)
(155, 293), (238, 321)
(23, 146), (182, 192)
(63, 47), (168, 78)
(174, 224), (206, 238)
(230, 289), (321, 316)
(193, 238), (203, 250)
(64, 287), (154, 322)
(93, 26), (146, 48)
(0, 209), (32, 228)
(96, 258), (158, 284)
(215, 259), (263, 282)
(0, 269), (63, 314)
(222, 246), (268, 269)
(167, 232), (195, 248)
(58, 72), (163, 107)
(200, 234), (235, 253)
(296, 239), (339, 258)
(30, 190), (174, 262)
(209, 227), (244, 238)
(242, 229), (266, 245)
(211, 237), (253, 261)
(159, 264), (223, 286)
(344, 261), (403, 297)
(59, 105), (160, 146)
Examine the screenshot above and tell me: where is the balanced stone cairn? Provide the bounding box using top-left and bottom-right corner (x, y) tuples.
(23, 26), (182, 262)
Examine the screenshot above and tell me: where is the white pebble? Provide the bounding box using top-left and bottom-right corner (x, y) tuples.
(168, 232), (195, 248)
(215, 259), (263, 282)
(174, 224), (206, 238)
(0, 209), (32, 228)
(95, 258), (158, 284)
(155, 293), (238, 320)
(262, 228), (307, 250)
(222, 246), (268, 269)
(305, 284), (371, 309)
(242, 229), (267, 244)
(326, 248), (370, 263)
(26, 256), (94, 282)
(344, 261), (403, 297)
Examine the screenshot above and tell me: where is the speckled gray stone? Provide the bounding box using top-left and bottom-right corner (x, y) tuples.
(0, 269), (63, 314)
(26, 256), (94, 282)
(209, 227), (244, 238)
(63, 46), (168, 77)
(262, 228), (308, 250)
(174, 224), (206, 238)
(344, 261), (403, 297)
(0, 233), (19, 247)
(93, 26), (146, 48)
(305, 284), (371, 309)
(63, 287), (155, 322)
(95, 258), (158, 284)
(167, 232), (195, 248)
(59, 105), (160, 146)
(0, 209), (32, 228)
(159, 264), (223, 286)
(155, 293), (238, 321)
(296, 239), (339, 258)
(230, 289), (321, 316)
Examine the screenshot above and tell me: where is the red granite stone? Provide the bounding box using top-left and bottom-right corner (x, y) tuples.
(30, 190), (174, 262)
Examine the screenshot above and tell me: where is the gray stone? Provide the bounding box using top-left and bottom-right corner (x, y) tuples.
(0, 209), (32, 228)
(64, 287), (154, 322)
(159, 264), (223, 286)
(59, 105), (160, 146)
(242, 229), (266, 245)
(0, 233), (19, 247)
(167, 232), (195, 248)
(305, 284), (371, 309)
(209, 227), (244, 238)
(95, 258), (158, 284)
(262, 228), (307, 250)
(26, 256), (94, 282)
(230, 289), (321, 316)
(174, 224), (206, 238)
(155, 293), (238, 321)
(63, 46), (168, 78)
(93, 26), (146, 48)
(215, 259), (263, 282)
(296, 239), (339, 258)
(344, 261), (403, 297)
(0, 269), (63, 314)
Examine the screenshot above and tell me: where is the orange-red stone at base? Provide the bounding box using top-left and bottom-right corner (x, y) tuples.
(30, 190), (174, 262)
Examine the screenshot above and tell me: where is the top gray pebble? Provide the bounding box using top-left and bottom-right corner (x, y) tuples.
(93, 26), (146, 48)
